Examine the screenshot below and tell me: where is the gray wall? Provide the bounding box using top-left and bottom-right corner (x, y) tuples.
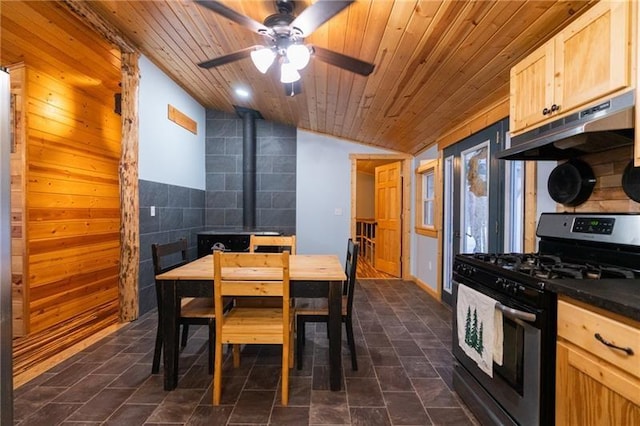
(136, 109), (296, 314)
(138, 180), (206, 314)
(205, 109), (297, 235)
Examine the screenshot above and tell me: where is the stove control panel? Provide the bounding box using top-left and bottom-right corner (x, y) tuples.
(572, 217), (615, 235)
(496, 277), (525, 296)
(537, 213), (640, 246)
(455, 263), (476, 278)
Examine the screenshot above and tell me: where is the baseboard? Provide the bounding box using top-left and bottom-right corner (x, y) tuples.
(408, 275), (440, 301)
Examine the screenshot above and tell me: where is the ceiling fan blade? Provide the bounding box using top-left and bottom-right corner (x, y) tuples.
(311, 46), (374, 76)
(198, 46), (258, 69)
(284, 81), (302, 97)
(195, 0), (267, 34)
(290, 0), (354, 36)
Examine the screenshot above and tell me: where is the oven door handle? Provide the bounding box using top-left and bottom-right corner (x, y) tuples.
(495, 302), (537, 322)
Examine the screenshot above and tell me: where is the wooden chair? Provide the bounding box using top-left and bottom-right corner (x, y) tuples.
(213, 251), (294, 405)
(152, 239), (217, 374)
(296, 239), (360, 371)
(249, 234), (296, 254)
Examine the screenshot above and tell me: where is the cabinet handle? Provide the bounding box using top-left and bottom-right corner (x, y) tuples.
(551, 104), (560, 112)
(542, 107), (551, 115)
(594, 333), (634, 356)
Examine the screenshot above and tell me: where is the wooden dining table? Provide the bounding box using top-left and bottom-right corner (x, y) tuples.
(155, 254), (347, 391)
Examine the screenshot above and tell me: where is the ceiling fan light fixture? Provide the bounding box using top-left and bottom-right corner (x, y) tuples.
(250, 47), (276, 73)
(280, 61), (301, 83)
(286, 44), (311, 70)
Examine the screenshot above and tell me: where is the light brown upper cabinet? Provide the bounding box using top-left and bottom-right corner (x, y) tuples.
(510, 1), (634, 135)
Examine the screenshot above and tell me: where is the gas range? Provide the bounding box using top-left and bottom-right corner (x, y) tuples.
(456, 213), (640, 296)
(452, 212), (640, 426)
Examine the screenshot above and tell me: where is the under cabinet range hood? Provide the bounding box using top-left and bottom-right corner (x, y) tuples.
(498, 91), (635, 160)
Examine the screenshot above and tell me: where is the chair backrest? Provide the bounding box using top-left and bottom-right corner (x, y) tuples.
(249, 235), (296, 254)
(151, 239), (189, 312)
(213, 251), (291, 332)
(344, 239), (360, 315)
(152, 238), (189, 275)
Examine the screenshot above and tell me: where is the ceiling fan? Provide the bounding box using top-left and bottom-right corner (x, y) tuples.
(195, 0), (375, 96)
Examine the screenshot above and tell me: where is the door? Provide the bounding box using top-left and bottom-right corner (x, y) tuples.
(510, 40), (555, 133)
(555, 0), (630, 114)
(452, 279), (546, 425)
(374, 161), (402, 277)
(442, 120), (507, 305)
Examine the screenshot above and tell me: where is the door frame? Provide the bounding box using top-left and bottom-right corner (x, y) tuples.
(350, 153), (412, 279)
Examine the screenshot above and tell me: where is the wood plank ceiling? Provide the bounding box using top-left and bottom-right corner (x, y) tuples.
(83, 0), (595, 155)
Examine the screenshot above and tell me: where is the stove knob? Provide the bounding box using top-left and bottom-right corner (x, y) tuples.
(496, 277), (506, 289)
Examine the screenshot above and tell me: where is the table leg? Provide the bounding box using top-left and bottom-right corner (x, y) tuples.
(161, 280), (180, 390)
(328, 279), (342, 391)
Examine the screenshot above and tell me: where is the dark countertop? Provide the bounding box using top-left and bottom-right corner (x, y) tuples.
(546, 279), (640, 322)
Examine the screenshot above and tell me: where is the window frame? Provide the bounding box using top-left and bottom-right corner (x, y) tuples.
(415, 159), (438, 238)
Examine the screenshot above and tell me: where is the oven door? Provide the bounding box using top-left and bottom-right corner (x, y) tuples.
(452, 279), (543, 426)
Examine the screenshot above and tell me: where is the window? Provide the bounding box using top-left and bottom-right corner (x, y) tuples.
(504, 160), (525, 252)
(415, 159), (438, 237)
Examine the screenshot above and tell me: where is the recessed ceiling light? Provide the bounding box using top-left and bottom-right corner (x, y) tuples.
(235, 87), (250, 98)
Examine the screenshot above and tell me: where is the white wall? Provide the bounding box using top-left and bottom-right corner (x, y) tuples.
(138, 56), (206, 190)
(411, 146), (439, 290)
(296, 130), (393, 256)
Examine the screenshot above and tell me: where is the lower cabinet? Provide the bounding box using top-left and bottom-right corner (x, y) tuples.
(556, 298), (640, 425)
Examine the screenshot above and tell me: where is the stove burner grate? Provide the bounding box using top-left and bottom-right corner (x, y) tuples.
(470, 252), (639, 280)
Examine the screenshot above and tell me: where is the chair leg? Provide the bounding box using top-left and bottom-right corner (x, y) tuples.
(181, 324), (189, 348)
(152, 322), (163, 374)
(282, 342), (289, 406)
(296, 316), (304, 370)
(289, 327), (295, 369)
(213, 341), (223, 405)
(208, 320), (215, 375)
(232, 344), (241, 368)
(345, 318), (358, 371)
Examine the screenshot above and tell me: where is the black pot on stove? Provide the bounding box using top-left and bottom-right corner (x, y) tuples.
(547, 159), (596, 206)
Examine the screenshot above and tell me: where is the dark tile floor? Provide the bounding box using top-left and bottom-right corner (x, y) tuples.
(13, 279), (478, 425)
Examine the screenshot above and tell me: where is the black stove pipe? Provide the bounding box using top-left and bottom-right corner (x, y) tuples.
(234, 106), (263, 230)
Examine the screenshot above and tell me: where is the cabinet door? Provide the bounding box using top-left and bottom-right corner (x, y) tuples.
(509, 40), (555, 134)
(557, 341), (640, 426)
(555, 0), (631, 114)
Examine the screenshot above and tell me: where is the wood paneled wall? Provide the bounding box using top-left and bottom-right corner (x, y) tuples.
(1, 1), (122, 375)
(559, 146), (640, 213)
(24, 64), (121, 333)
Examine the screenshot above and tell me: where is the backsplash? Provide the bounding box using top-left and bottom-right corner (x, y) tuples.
(559, 146), (640, 213)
